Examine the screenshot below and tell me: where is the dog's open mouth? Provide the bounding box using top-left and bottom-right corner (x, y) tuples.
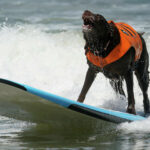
(82, 19), (94, 30)
(82, 11), (95, 31)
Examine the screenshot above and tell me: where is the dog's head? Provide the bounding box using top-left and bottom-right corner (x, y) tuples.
(82, 10), (112, 55)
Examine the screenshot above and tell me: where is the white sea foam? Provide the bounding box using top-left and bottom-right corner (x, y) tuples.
(0, 24), (112, 104)
(117, 116), (150, 133)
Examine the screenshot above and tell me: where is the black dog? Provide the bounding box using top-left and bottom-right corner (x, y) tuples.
(77, 10), (150, 115)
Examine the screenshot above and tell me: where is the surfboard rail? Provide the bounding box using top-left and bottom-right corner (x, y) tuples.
(0, 78), (146, 123)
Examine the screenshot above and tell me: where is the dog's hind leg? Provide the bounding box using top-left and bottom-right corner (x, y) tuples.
(135, 65), (150, 114)
(135, 39), (150, 115)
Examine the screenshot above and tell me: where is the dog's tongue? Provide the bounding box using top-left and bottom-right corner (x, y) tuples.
(82, 24), (92, 30)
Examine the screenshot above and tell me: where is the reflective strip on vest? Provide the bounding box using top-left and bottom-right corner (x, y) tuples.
(86, 21), (143, 68)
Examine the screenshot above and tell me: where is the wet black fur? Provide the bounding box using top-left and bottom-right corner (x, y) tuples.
(77, 10), (150, 115)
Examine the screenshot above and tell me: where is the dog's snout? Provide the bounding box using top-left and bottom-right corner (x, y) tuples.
(82, 10), (95, 21)
(83, 10), (92, 16)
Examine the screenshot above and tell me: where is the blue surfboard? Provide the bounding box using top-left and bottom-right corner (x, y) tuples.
(0, 78), (146, 123)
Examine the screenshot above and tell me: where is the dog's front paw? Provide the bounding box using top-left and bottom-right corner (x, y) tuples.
(126, 106), (136, 115)
(77, 98), (84, 103)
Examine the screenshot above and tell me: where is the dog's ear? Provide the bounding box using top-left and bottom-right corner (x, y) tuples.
(96, 14), (103, 22)
(109, 22), (115, 37)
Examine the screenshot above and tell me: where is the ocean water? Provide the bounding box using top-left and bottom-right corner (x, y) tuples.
(0, 0), (150, 149)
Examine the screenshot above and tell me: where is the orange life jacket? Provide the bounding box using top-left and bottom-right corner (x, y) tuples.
(86, 21), (143, 68)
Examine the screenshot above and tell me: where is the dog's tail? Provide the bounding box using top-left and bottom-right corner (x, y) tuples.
(149, 71), (150, 82)
(138, 32), (145, 36)
(148, 71), (150, 82)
